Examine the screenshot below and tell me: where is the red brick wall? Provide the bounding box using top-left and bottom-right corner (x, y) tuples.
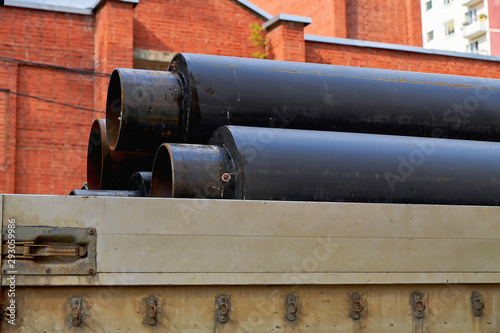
(249, 0), (421, 45)
(306, 41), (500, 78)
(133, 0), (264, 58)
(94, 0), (134, 112)
(14, 67), (94, 194)
(405, 0), (423, 47)
(346, 0), (422, 46)
(251, 0), (347, 38)
(0, 6), (95, 194)
(0, 62), (18, 194)
(266, 21), (306, 62)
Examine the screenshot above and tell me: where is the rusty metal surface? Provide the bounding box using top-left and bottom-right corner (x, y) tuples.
(1, 226), (96, 275)
(1, 284), (498, 332)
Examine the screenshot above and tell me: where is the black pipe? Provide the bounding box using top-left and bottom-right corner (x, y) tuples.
(127, 171), (152, 197)
(107, 53), (500, 151)
(152, 125), (500, 205)
(151, 144), (235, 198)
(69, 189), (141, 197)
(87, 119), (150, 190)
(106, 69), (182, 151)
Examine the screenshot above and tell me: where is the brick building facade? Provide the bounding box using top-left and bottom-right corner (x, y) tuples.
(1, 0), (500, 194)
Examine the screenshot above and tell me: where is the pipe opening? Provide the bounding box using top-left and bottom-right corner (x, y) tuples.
(128, 171), (152, 197)
(152, 144), (174, 197)
(106, 70), (122, 150)
(87, 119), (105, 190)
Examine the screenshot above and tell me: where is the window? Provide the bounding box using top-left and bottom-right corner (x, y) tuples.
(468, 41), (479, 53)
(465, 9), (477, 24)
(444, 0), (453, 4)
(425, 1), (432, 10)
(444, 20), (455, 36)
(426, 30), (434, 41)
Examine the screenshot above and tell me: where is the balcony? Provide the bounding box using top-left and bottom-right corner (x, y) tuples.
(462, 19), (487, 39)
(462, 0), (483, 6)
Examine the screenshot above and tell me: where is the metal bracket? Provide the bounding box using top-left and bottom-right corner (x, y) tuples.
(1, 226), (96, 275)
(146, 295), (157, 326)
(471, 291), (484, 317)
(70, 297), (83, 327)
(411, 291), (426, 319)
(215, 294), (231, 323)
(285, 293), (299, 322)
(349, 292), (364, 320)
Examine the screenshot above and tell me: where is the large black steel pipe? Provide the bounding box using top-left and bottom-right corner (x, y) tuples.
(106, 69), (182, 151)
(152, 126), (500, 205)
(152, 144), (235, 198)
(87, 119), (150, 190)
(107, 53), (500, 151)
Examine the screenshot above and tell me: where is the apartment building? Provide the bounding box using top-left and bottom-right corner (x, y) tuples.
(421, 0), (500, 55)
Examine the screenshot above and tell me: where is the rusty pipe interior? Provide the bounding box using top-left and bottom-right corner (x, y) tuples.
(87, 119), (150, 190)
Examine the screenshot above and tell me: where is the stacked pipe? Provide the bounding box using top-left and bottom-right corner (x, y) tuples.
(80, 53), (500, 205)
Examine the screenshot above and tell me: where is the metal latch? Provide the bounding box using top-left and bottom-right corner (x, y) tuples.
(349, 292), (364, 320)
(215, 294), (231, 324)
(1, 226), (96, 275)
(71, 297), (84, 327)
(2, 241), (87, 260)
(145, 295), (158, 326)
(471, 291), (484, 317)
(410, 291), (426, 319)
(285, 293), (299, 322)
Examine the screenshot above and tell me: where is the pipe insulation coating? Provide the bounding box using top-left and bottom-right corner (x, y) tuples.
(152, 126), (500, 205)
(106, 53), (500, 151)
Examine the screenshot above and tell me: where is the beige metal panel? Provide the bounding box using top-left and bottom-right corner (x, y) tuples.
(1, 195), (104, 229)
(97, 234), (500, 273)
(2, 195), (500, 239)
(2, 195), (500, 286)
(1, 284), (498, 332)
